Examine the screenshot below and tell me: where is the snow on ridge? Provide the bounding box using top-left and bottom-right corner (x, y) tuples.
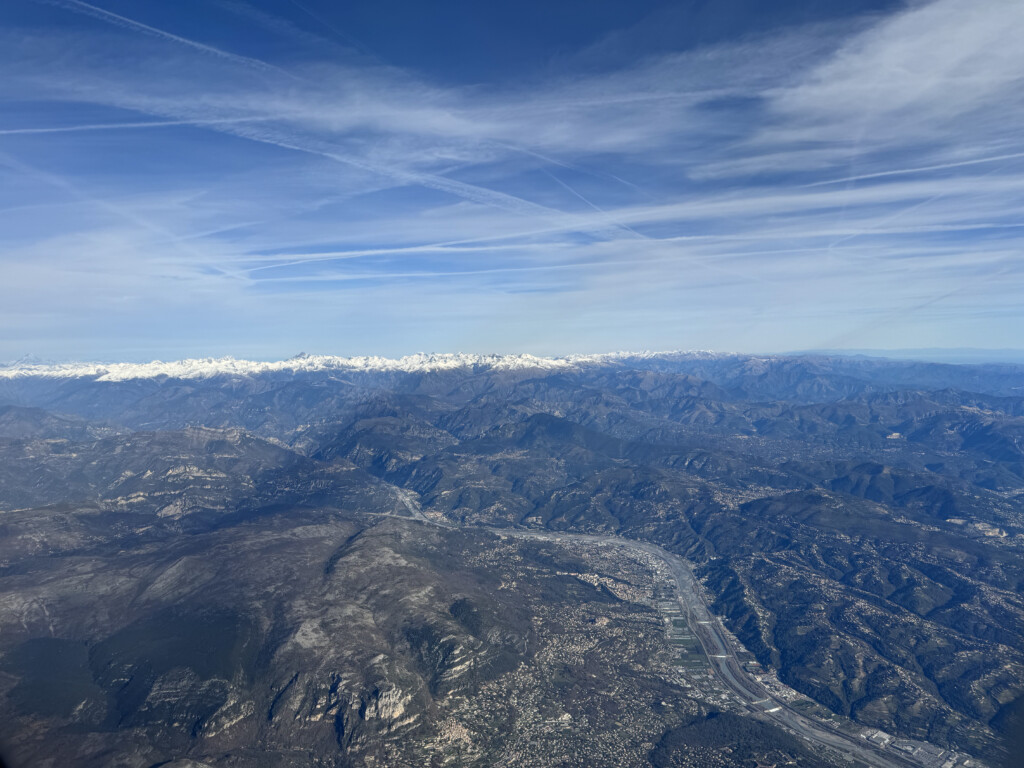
(0, 350), (727, 382)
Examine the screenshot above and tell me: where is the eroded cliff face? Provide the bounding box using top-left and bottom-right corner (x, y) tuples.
(0, 508), (721, 768)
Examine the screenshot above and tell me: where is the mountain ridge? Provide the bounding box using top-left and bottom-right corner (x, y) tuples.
(0, 351), (717, 381)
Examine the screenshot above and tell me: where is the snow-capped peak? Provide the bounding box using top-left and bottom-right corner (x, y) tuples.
(0, 351), (723, 382)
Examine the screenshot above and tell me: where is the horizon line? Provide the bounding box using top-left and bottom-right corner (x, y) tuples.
(3, 347), (1024, 381)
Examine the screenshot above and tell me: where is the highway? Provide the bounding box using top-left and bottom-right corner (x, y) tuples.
(488, 528), (929, 768)
(373, 502), (935, 768)
(648, 542), (925, 768)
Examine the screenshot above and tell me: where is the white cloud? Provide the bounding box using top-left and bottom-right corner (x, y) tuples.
(1, 0), (1023, 357)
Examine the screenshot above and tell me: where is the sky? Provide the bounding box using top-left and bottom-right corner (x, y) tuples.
(0, 0), (1022, 361)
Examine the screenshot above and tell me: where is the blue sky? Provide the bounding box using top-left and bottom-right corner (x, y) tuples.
(1, 0), (1022, 361)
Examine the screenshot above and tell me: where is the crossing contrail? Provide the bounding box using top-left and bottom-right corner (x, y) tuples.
(805, 151), (1024, 187)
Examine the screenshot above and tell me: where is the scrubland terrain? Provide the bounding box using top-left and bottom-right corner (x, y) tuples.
(0, 352), (1021, 767)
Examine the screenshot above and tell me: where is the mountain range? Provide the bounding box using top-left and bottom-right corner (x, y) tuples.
(0, 352), (1021, 768)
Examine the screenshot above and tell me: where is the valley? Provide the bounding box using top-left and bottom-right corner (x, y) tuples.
(0, 352), (1021, 767)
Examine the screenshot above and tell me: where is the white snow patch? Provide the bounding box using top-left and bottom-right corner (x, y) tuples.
(0, 351), (727, 382)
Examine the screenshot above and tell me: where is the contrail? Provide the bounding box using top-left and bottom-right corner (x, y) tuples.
(254, 244), (790, 285)
(32, 0), (296, 79)
(543, 169), (646, 240)
(0, 116), (271, 136)
(819, 155), (1022, 252)
(805, 151), (1024, 187)
(820, 287), (966, 351)
(0, 151), (248, 281)
(285, 0), (376, 58)
(256, 259), (613, 283)
(244, 243), (541, 274)
(497, 141), (648, 197)
(215, 121), (632, 239)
